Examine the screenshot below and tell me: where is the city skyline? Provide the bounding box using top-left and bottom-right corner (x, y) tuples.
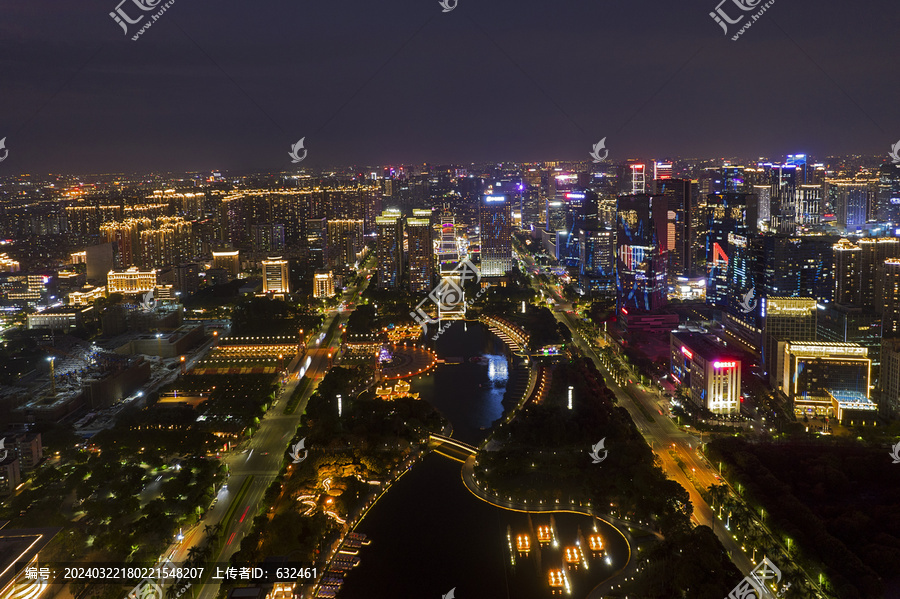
(2, 0), (900, 173)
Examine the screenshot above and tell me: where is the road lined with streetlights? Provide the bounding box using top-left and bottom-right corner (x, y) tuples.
(516, 249), (757, 578)
(155, 266), (374, 599)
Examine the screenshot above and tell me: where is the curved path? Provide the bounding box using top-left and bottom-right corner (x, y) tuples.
(458, 452), (662, 598)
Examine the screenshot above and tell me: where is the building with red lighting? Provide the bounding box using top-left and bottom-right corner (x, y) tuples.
(670, 331), (742, 415)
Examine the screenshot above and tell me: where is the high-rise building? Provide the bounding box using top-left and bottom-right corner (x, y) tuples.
(138, 216), (194, 268)
(261, 258), (290, 294)
(313, 269), (335, 299)
(756, 234), (839, 304)
(250, 223), (286, 253)
(578, 222), (615, 278)
(101, 217), (151, 267)
(761, 296), (817, 387)
(480, 195), (513, 277)
(653, 161), (673, 181)
(211, 250), (240, 278)
(306, 218), (327, 268)
(326, 219), (365, 272)
(616, 194), (668, 313)
(652, 178), (695, 280)
(832, 181), (870, 229)
(878, 338), (900, 419)
(833, 238), (861, 306)
(407, 218), (434, 293)
(860, 237), (900, 309)
(375, 211), (403, 289)
(629, 164), (646, 195)
(670, 331), (742, 415)
(174, 263), (200, 296)
(879, 258), (900, 338)
(875, 163), (900, 222)
(705, 193), (756, 309)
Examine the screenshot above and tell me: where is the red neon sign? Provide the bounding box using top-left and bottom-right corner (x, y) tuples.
(681, 346), (693, 360)
(621, 307), (628, 315)
(714, 361), (736, 369)
(713, 242), (729, 266)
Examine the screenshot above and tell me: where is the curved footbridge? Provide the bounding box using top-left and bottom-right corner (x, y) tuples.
(428, 433), (477, 463)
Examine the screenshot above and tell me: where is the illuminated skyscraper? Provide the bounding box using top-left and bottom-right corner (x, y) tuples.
(832, 181), (870, 229)
(652, 178), (695, 280)
(375, 211), (403, 289)
(705, 193), (755, 309)
(761, 296), (817, 387)
(833, 238), (861, 306)
(250, 223), (286, 253)
(261, 257), (290, 294)
(879, 258), (900, 338)
(313, 269), (335, 299)
(480, 195), (512, 277)
(326, 219), (365, 272)
(407, 218), (434, 293)
(616, 194), (668, 313)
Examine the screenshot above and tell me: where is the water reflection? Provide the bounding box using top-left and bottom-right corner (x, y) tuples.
(336, 323), (626, 598)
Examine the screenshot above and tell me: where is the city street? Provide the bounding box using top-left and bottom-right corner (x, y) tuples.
(153, 271), (370, 599)
(518, 249), (756, 577)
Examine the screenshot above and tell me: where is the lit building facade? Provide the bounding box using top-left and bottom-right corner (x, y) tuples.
(326, 219), (365, 272)
(670, 331), (742, 415)
(616, 194), (668, 313)
(761, 296), (817, 388)
(212, 250), (240, 277)
(780, 342), (871, 415)
(262, 258), (290, 294)
(407, 218), (434, 293)
(375, 211), (403, 289)
(313, 269), (335, 299)
(480, 195), (513, 277)
(0, 253), (20, 272)
(107, 268), (157, 293)
(878, 338), (900, 419)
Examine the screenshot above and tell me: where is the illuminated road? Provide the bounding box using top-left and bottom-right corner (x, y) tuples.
(517, 250), (756, 578)
(154, 267), (373, 599)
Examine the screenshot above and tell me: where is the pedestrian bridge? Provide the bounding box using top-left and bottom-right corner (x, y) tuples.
(429, 433), (477, 463)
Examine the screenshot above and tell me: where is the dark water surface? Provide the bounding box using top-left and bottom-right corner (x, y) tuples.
(338, 322), (627, 599)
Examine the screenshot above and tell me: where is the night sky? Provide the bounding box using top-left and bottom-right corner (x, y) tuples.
(1, 0), (898, 174)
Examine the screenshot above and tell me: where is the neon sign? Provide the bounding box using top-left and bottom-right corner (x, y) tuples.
(681, 346), (693, 360)
(714, 361), (736, 369)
